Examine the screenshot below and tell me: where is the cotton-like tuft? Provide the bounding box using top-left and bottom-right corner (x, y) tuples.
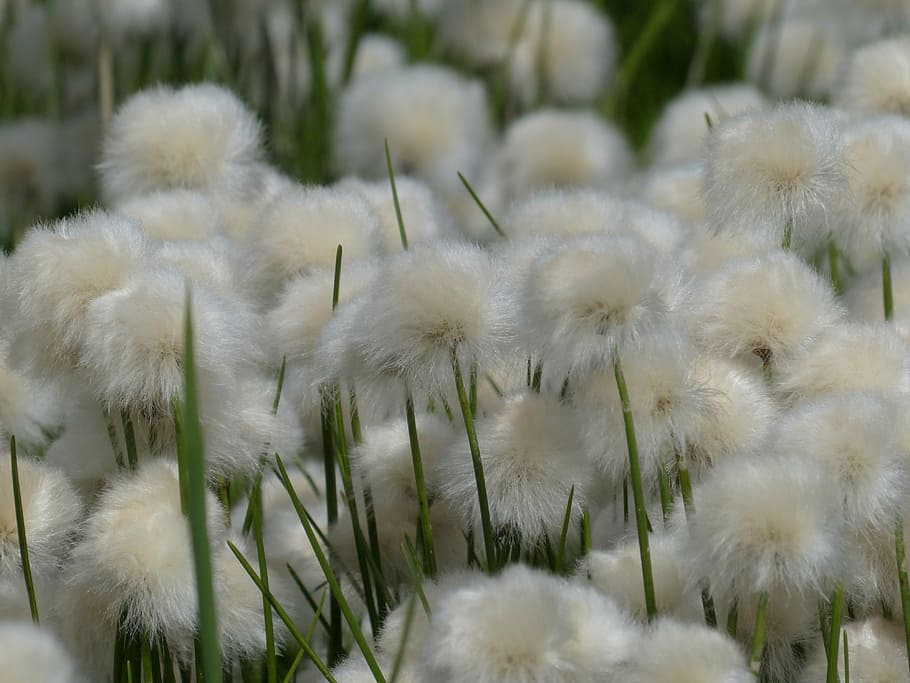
(834, 115), (910, 268)
(68, 459), (225, 658)
(622, 619), (752, 683)
(0, 450), (82, 579)
(520, 234), (684, 383)
(836, 37), (910, 116)
(350, 242), (514, 394)
(0, 620), (84, 683)
(333, 65), (490, 196)
(798, 617), (910, 683)
(6, 211), (149, 375)
(150, 238), (244, 296)
(338, 175), (452, 252)
(574, 327), (706, 485)
(688, 456), (845, 604)
(692, 252), (844, 371)
(99, 83), (263, 203)
(246, 185), (381, 300)
(774, 323), (910, 402)
(638, 162), (706, 222)
(115, 189), (223, 242)
(420, 564), (634, 682)
(496, 109), (632, 203)
(582, 534), (702, 622)
(703, 101), (845, 246)
(0, 344), (61, 447)
(647, 84), (765, 166)
(439, 391), (590, 546)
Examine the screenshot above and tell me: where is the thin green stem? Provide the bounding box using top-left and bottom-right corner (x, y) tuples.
(613, 353), (657, 619)
(10, 435), (38, 625)
(581, 509), (592, 556)
(727, 599), (739, 638)
(884, 254), (895, 321)
(385, 139), (408, 250)
(556, 486), (575, 573)
(895, 517), (910, 677)
(828, 242), (842, 296)
(657, 463), (673, 524)
(451, 353), (496, 571)
(121, 409), (139, 470)
(104, 407), (125, 470)
(389, 595), (417, 683)
(782, 216), (793, 250)
(457, 172), (507, 239)
(827, 583), (845, 683)
(843, 629), (850, 683)
(749, 591), (769, 679)
(405, 389), (437, 576)
(250, 483), (277, 683)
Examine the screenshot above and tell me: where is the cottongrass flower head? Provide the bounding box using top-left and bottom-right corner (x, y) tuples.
(420, 564), (635, 682)
(638, 161), (706, 222)
(496, 109), (632, 203)
(646, 83), (766, 166)
(798, 617), (910, 683)
(68, 459), (225, 659)
(333, 65), (490, 195)
(574, 327), (707, 485)
(114, 189), (223, 242)
(339, 175), (452, 252)
(520, 234), (684, 383)
(774, 323), (910, 402)
(688, 455), (846, 605)
(0, 450), (82, 578)
(439, 391), (590, 547)
(99, 83), (264, 203)
(581, 533), (702, 622)
(692, 251), (844, 371)
(351, 241), (514, 395)
(5, 211), (149, 374)
(745, 19), (845, 99)
(246, 184), (381, 300)
(0, 343), (61, 447)
(836, 36), (910, 116)
(0, 620), (84, 683)
(771, 392), (909, 532)
(622, 619), (752, 683)
(834, 115), (910, 267)
(703, 101), (845, 247)
(149, 238), (245, 297)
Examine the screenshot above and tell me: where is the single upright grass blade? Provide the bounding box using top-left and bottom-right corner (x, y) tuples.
(457, 172), (507, 239)
(10, 435), (39, 624)
(385, 140), (408, 250)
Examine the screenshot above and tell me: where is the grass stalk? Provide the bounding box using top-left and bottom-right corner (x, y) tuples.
(250, 482), (277, 683)
(10, 435), (39, 624)
(405, 389), (437, 576)
(275, 455), (387, 683)
(385, 139), (408, 250)
(826, 583), (845, 683)
(121, 409), (139, 470)
(828, 242), (842, 296)
(749, 591), (769, 679)
(581, 509), (592, 556)
(451, 352), (496, 571)
(896, 517), (910, 677)
(843, 629), (850, 683)
(884, 253), (895, 321)
(782, 216), (793, 251)
(389, 595), (417, 683)
(457, 172), (507, 239)
(657, 463), (673, 524)
(613, 352), (657, 619)
(176, 289), (222, 682)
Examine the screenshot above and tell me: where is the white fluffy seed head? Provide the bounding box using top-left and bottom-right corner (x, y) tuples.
(692, 252), (844, 371)
(265, 263), (377, 370)
(333, 65), (490, 195)
(338, 175), (452, 252)
(78, 267), (256, 415)
(682, 227), (776, 276)
(703, 102), (845, 245)
(647, 84), (766, 166)
(352, 242), (514, 394)
(688, 456), (846, 603)
(496, 109), (632, 203)
(68, 459), (225, 655)
(575, 327), (706, 485)
(745, 19), (845, 99)
(99, 83), (263, 203)
(246, 184), (381, 300)
(440, 391), (590, 545)
(774, 323), (910, 402)
(6, 211), (149, 374)
(0, 620), (84, 683)
(798, 617), (910, 683)
(837, 37), (910, 116)
(114, 189), (223, 242)
(421, 564), (634, 682)
(0, 344), (62, 447)
(581, 534), (702, 623)
(0, 451), (81, 578)
(834, 115), (910, 266)
(622, 619), (752, 683)
(521, 234), (684, 382)
(638, 162), (706, 222)
(149, 238), (244, 296)
(686, 356), (778, 477)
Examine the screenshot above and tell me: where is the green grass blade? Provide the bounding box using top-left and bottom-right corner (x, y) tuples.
(286, 564), (332, 635)
(826, 583), (845, 683)
(275, 455), (387, 683)
(250, 482), (278, 682)
(404, 389), (437, 576)
(457, 172), (506, 239)
(555, 485), (575, 573)
(401, 536), (431, 616)
(121, 409), (139, 470)
(10, 435), (39, 624)
(176, 288), (222, 681)
(389, 595), (417, 683)
(272, 357), (287, 415)
(749, 591), (769, 679)
(384, 139), (408, 250)
(228, 542), (337, 683)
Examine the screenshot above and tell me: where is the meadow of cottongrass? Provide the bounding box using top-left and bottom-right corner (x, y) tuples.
(5, 0), (910, 682)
